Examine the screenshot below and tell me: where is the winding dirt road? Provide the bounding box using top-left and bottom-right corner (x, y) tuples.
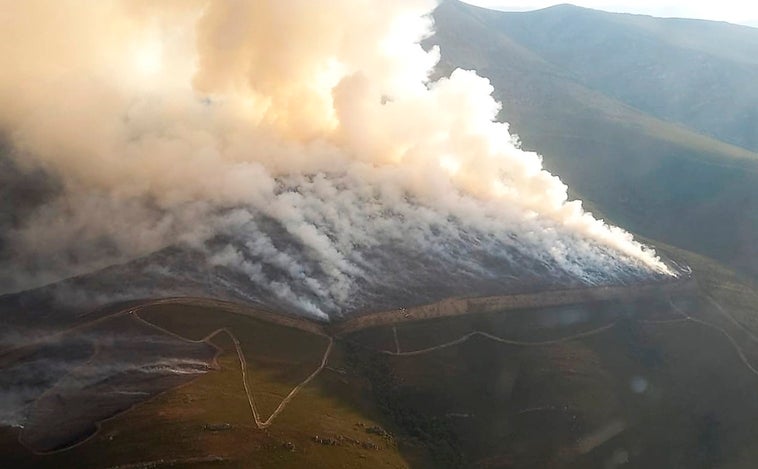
(376, 295), (758, 394)
(382, 323), (618, 357)
(3, 276), (727, 434)
(131, 310), (333, 429)
(666, 297), (758, 378)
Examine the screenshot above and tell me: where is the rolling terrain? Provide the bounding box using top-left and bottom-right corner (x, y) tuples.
(1, 249), (758, 467)
(2, 2), (758, 468)
(429, 0), (758, 279)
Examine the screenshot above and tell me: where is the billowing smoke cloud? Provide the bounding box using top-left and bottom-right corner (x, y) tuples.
(0, 0), (673, 318)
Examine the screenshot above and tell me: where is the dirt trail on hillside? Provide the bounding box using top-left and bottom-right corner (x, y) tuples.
(1, 279), (695, 358)
(131, 310), (333, 429)
(332, 278), (695, 335)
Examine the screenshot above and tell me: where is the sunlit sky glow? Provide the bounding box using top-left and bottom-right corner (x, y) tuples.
(461, 1), (758, 27)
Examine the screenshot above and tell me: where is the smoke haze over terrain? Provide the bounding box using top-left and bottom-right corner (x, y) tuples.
(0, 0), (673, 317)
(461, 1), (758, 26)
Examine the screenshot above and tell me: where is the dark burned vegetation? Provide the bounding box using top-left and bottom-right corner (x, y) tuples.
(1, 252), (758, 468)
(345, 340), (463, 468)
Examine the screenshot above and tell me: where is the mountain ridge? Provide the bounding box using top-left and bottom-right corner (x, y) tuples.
(431, 0), (758, 279)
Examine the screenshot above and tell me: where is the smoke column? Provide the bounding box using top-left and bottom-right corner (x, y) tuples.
(0, 0), (674, 318)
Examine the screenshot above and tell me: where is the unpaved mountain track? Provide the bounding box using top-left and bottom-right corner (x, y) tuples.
(382, 323), (618, 357)
(3, 277), (699, 435)
(666, 298), (758, 378)
(332, 278), (695, 335)
(131, 310), (333, 429)
(375, 294), (758, 389)
(0, 278), (694, 358)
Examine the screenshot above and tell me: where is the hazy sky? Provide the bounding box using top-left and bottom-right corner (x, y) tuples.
(461, 1), (758, 27)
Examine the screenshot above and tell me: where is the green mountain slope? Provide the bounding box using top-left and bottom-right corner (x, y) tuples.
(4, 250), (757, 468)
(492, 3), (758, 152)
(429, 0), (758, 279)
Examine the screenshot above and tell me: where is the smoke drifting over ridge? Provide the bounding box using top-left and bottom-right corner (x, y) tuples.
(0, 0), (673, 318)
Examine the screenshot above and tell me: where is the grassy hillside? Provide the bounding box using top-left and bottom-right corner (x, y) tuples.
(2, 243), (758, 467)
(490, 4), (758, 152)
(344, 248), (758, 468)
(429, 0), (758, 279)
(0, 306), (417, 468)
(4, 4), (758, 468)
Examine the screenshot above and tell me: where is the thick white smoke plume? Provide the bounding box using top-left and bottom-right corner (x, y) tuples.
(0, 0), (673, 318)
